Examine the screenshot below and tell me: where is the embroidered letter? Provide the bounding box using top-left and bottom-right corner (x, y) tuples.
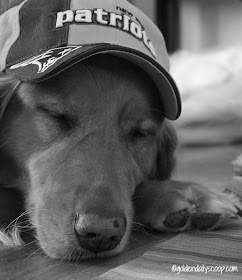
(75, 10), (92, 23)
(56, 10), (74, 28)
(109, 12), (123, 27)
(130, 22), (142, 39)
(123, 15), (130, 32)
(142, 30), (156, 57)
(94, 9), (108, 25)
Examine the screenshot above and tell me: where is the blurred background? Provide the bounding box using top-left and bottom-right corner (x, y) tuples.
(129, 0), (242, 53)
(129, 0), (242, 147)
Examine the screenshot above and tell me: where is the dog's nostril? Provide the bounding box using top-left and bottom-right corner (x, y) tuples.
(78, 231), (100, 239)
(74, 214), (126, 253)
(86, 232), (99, 239)
(110, 235), (120, 242)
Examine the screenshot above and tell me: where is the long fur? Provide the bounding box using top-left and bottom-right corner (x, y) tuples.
(0, 75), (21, 121)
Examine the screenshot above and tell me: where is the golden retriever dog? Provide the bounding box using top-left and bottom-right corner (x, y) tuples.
(0, 0), (241, 261)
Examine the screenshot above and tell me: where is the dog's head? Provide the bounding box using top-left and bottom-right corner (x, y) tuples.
(0, 54), (177, 260)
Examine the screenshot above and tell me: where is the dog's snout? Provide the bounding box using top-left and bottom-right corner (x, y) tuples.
(74, 214), (126, 253)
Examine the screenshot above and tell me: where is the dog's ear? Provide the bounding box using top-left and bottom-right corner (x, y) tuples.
(0, 75), (21, 121)
(151, 120), (178, 180)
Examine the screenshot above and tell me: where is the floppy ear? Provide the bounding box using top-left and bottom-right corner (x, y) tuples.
(0, 74), (21, 166)
(0, 75), (21, 121)
(152, 120), (178, 180)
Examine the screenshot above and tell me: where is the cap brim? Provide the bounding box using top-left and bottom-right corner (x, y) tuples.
(7, 44), (181, 120)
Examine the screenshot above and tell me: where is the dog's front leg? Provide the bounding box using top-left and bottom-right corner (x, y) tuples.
(133, 180), (242, 232)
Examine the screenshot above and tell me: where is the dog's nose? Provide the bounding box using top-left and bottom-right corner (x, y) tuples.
(74, 213), (126, 253)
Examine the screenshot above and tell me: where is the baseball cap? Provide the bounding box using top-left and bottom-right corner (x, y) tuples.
(0, 0), (181, 120)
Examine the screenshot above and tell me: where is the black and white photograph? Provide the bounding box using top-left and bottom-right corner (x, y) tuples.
(0, 0), (242, 279)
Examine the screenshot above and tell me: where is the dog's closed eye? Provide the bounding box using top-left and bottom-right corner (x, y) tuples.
(34, 106), (77, 142)
(129, 128), (155, 141)
(37, 105), (75, 131)
(127, 121), (158, 142)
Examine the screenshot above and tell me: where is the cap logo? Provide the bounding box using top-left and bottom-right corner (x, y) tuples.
(10, 46), (82, 73)
(55, 9), (156, 58)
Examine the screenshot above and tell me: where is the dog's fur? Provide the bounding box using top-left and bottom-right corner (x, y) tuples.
(0, 0), (241, 262)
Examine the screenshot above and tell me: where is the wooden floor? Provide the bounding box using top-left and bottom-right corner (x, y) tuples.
(0, 145), (241, 280)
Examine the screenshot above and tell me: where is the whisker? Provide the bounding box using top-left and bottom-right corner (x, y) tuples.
(132, 228), (163, 239)
(133, 221), (153, 231)
(4, 208), (49, 231)
(21, 239), (38, 248)
(25, 247), (43, 260)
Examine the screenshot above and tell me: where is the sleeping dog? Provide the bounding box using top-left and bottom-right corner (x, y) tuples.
(0, 0), (241, 261)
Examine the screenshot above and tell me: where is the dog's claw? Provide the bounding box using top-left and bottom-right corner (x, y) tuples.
(163, 209), (189, 229)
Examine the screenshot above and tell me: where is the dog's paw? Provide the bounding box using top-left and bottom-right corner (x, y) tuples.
(134, 181), (242, 232)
